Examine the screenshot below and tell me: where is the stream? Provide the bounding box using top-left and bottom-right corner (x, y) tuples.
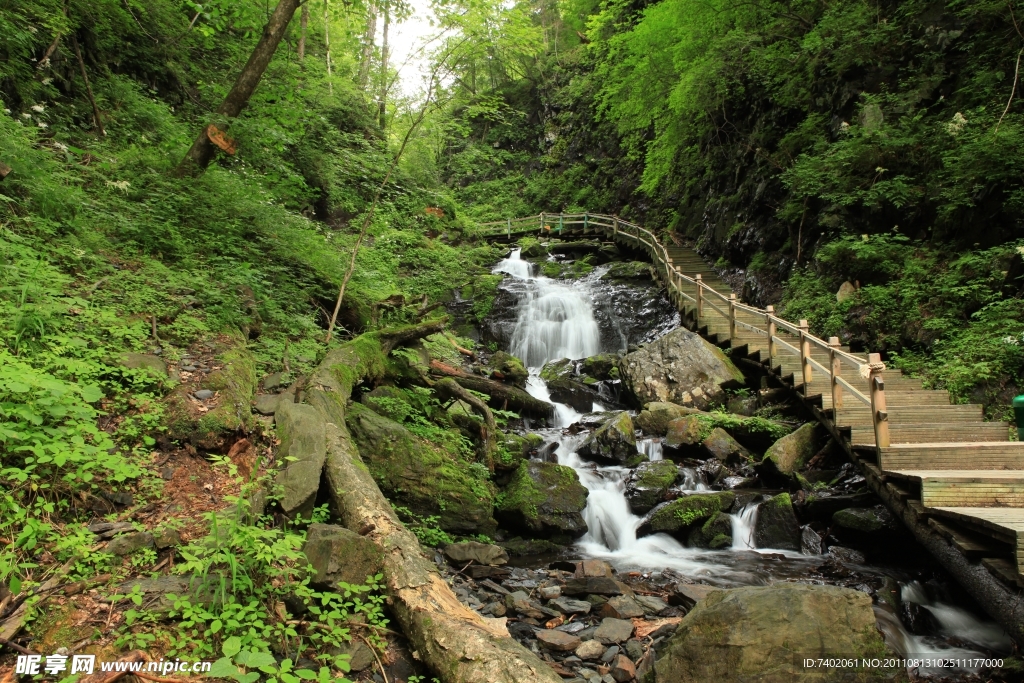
(491, 248), (1013, 679)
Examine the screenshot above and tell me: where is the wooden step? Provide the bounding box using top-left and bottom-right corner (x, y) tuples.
(927, 517), (998, 558)
(837, 404), (984, 425)
(889, 470), (1024, 508)
(880, 442), (1024, 470)
(820, 391), (951, 407)
(852, 423), (1011, 446)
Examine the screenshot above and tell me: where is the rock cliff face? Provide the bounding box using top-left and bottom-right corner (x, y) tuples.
(620, 327), (744, 408)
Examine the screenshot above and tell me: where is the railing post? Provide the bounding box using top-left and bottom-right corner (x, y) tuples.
(728, 293), (737, 341)
(507, 217), (511, 238)
(613, 216), (619, 236)
(539, 212), (544, 235)
(868, 352), (890, 448)
(584, 212), (589, 234)
(558, 215), (563, 235)
(828, 336), (843, 413)
(766, 305), (776, 364)
(695, 275), (704, 324)
(799, 319), (812, 392)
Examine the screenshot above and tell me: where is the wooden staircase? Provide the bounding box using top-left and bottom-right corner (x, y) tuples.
(480, 213), (1024, 598)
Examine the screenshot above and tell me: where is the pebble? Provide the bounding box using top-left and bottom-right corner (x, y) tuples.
(539, 585), (562, 599)
(536, 630), (581, 652)
(575, 640), (605, 661)
(594, 618), (634, 644)
(600, 645), (619, 663)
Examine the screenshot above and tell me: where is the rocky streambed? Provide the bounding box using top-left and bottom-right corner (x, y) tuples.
(430, 244), (1018, 682)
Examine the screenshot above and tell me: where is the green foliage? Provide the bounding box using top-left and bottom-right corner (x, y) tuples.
(393, 506), (456, 547)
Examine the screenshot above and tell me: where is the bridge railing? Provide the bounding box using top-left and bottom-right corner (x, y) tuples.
(480, 212), (890, 448)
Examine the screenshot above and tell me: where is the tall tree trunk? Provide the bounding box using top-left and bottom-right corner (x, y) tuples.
(175, 0), (302, 176)
(377, 2), (390, 128)
(357, 1), (377, 89)
(324, 0), (332, 93)
(298, 3), (309, 60)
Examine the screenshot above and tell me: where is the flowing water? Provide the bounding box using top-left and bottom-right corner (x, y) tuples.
(492, 248), (1012, 677)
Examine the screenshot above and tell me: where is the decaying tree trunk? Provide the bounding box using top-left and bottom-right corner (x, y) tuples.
(175, 0), (302, 175)
(298, 3), (309, 60)
(296, 321), (562, 683)
(434, 377), (497, 471)
(429, 360), (554, 418)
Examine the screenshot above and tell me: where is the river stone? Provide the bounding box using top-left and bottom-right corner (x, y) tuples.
(761, 423), (819, 475)
(537, 629), (582, 652)
(506, 590), (548, 619)
(152, 527), (181, 549)
(575, 559), (614, 577)
(552, 597), (593, 614)
(753, 493), (801, 551)
(804, 491), (876, 520)
(575, 639), (606, 660)
(635, 594), (669, 615)
(118, 352), (167, 378)
(654, 584), (893, 682)
(620, 327), (744, 409)
(577, 412), (639, 465)
(274, 400), (328, 518)
(610, 654), (636, 683)
(580, 354), (620, 381)
(636, 402), (700, 436)
(624, 460), (679, 514)
(833, 506), (895, 533)
(302, 524), (383, 589)
(637, 491), (735, 538)
(564, 577), (623, 596)
(600, 595), (644, 619)
(664, 415), (703, 451)
(496, 460), (588, 538)
(333, 641), (374, 672)
(701, 427), (752, 462)
(444, 541), (509, 566)
(686, 510), (733, 549)
(118, 575), (201, 612)
(801, 525), (823, 555)
(346, 403), (496, 534)
(594, 618), (634, 644)
(541, 358), (600, 412)
(671, 583), (720, 609)
(106, 531), (154, 556)
(253, 393), (281, 416)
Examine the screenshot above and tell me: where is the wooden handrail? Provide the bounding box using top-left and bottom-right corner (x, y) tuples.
(479, 212), (890, 450)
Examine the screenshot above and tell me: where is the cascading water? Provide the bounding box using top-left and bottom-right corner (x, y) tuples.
(492, 247), (1010, 672)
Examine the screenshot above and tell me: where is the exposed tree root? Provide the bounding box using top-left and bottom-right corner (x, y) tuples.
(428, 360), (554, 419)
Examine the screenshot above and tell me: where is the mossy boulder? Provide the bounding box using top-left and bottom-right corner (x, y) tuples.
(580, 354), (621, 381)
(117, 352), (167, 379)
(620, 327), (744, 409)
(496, 461), (589, 538)
(753, 493), (801, 551)
(496, 432), (545, 471)
(687, 511), (733, 549)
(637, 492), (735, 538)
(625, 460), (680, 514)
(664, 415), (704, 453)
(578, 411), (638, 465)
(345, 403), (497, 535)
(489, 351), (529, 387)
(655, 585), (900, 683)
(701, 428), (753, 463)
(165, 344), (257, 450)
(302, 523), (383, 589)
(541, 358), (599, 412)
(833, 506), (896, 534)
(636, 402), (700, 436)
(761, 423), (820, 475)
(601, 261), (652, 281)
(274, 400), (328, 518)
(361, 385), (411, 421)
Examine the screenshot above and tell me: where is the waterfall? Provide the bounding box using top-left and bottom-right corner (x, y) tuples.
(730, 504), (759, 550)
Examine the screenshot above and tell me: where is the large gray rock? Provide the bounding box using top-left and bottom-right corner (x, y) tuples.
(701, 428), (752, 462)
(655, 585), (895, 682)
(302, 524), (383, 589)
(274, 400), (327, 518)
(118, 353), (167, 378)
(637, 492), (735, 538)
(577, 412), (639, 465)
(761, 423), (819, 476)
(444, 541), (509, 566)
(635, 402), (700, 435)
(624, 460), (679, 514)
(495, 461), (589, 538)
(832, 506), (896, 534)
(753, 493), (802, 551)
(620, 328), (744, 409)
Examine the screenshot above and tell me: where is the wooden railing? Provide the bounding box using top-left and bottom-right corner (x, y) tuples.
(479, 212), (892, 448)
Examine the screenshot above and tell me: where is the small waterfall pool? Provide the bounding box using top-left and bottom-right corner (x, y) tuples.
(491, 247), (1012, 677)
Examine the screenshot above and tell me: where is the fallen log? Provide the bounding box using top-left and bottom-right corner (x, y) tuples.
(300, 323), (562, 683)
(435, 377), (497, 471)
(429, 360), (554, 419)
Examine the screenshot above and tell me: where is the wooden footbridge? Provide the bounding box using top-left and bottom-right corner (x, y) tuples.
(481, 212), (1024, 634)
